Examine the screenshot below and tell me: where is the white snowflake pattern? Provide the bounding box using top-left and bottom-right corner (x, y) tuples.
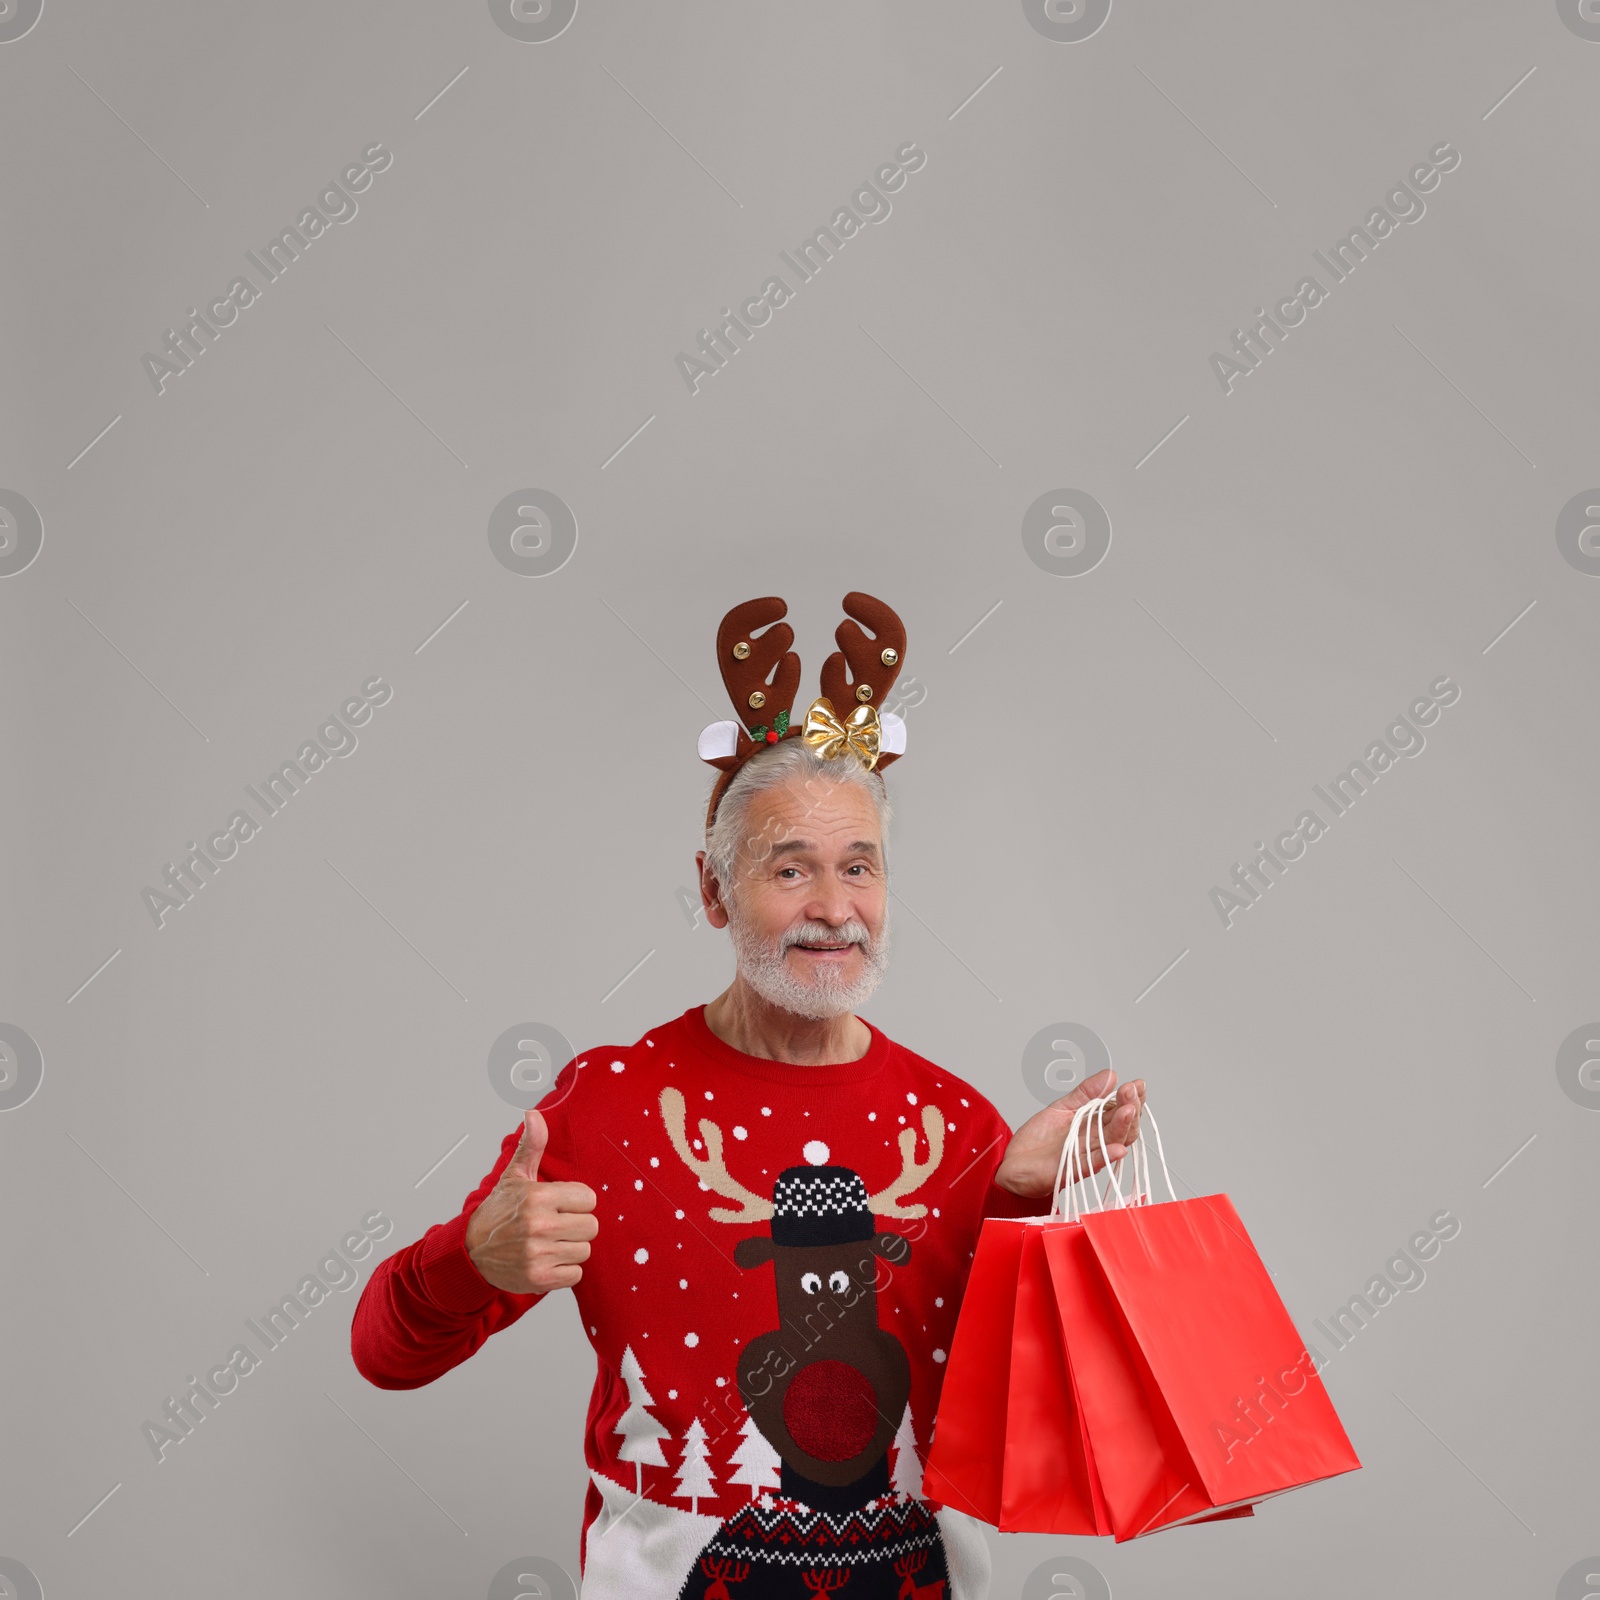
(760, 1106), (772, 1117)
(650, 1157), (660, 1167)
(907, 1093), (918, 1105)
(933, 1349), (947, 1363)
(733, 1126), (748, 1140)
(635, 1248), (649, 1264)
(679, 1278), (688, 1289)
(611, 1061), (625, 1073)
(674, 1209), (685, 1220)
(685, 1332), (699, 1348)
(868, 1112), (877, 1122)
(934, 1297), (944, 1308)
(704, 1091), (714, 1101)
(634, 1179), (644, 1191)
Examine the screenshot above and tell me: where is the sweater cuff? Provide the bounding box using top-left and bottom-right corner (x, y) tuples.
(418, 1212), (502, 1315)
(984, 1179), (1053, 1220)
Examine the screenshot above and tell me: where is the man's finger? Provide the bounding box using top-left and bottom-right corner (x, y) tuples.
(1076, 1068), (1117, 1103)
(542, 1181), (598, 1215)
(544, 1239), (592, 1266)
(540, 1203), (600, 1241)
(509, 1109), (548, 1183)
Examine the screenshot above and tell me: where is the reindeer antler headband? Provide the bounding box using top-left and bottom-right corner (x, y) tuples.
(698, 591), (909, 828)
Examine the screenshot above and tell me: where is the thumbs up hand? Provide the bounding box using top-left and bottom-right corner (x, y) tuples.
(464, 1110), (599, 1295)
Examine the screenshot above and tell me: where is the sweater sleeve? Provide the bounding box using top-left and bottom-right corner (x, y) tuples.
(973, 1104), (1054, 1220)
(350, 1061), (586, 1389)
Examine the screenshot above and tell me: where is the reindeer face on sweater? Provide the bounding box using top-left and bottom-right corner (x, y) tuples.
(661, 1088), (943, 1491)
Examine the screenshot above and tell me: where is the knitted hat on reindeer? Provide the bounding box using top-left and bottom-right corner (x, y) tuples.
(697, 592), (909, 829)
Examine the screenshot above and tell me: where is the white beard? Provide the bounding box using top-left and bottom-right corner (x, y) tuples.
(726, 902), (892, 1021)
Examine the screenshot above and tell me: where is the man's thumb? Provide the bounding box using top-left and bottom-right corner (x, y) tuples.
(510, 1108), (548, 1182)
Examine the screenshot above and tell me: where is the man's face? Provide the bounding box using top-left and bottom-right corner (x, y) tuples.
(704, 777), (890, 1020)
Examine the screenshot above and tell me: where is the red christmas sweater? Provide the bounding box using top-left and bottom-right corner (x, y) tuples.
(353, 1005), (1040, 1600)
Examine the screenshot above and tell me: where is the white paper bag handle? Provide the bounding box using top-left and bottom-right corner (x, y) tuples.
(1050, 1098), (1119, 1219)
(1123, 1100), (1175, 1206)
(1052, 1095), (1129, 1222)
(1048, 1098), (1100, 1220)
(1051, 1092), (1176, 1216)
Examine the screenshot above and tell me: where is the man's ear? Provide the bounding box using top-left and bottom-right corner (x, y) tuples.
(697, 849), (731, 930)
(734, 1236), (775, 1268)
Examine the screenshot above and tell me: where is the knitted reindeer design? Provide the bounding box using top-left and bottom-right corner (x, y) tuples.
(697, 592), (910, 829)
(663, 1087), (954, 1600)
(701, 1559), (753, 1600)
(892, 1552), (945, 1600)
(802, 1572), (851, 1598)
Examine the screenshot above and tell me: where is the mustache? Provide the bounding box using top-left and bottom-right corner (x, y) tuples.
(783, 921), (873, 950)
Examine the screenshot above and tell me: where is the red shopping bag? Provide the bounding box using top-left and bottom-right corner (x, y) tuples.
(922, 1217), (1024, 1525)
(1040, 1219), (1257, 1539)
(1041, 1218), (1218, 1538)
(997, 1224), (1108, 1534)
(930, 1099), (1262, 1537)
(1077, 1191), (1360, 1530)
(926, 1216), (1109, 1534)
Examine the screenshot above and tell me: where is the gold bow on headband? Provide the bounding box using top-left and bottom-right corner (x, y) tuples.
(801, 695), (882, 770)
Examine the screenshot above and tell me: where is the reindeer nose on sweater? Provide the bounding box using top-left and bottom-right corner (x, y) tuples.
(782, 1360), (880, 1462)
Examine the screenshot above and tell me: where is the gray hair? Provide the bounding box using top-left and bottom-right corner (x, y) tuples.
(704, 738), (893, 899)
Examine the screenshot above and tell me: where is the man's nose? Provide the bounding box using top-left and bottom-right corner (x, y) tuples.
(804, 880), (856, 927)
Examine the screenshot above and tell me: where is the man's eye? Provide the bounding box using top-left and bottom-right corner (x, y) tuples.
(800, 1272), (821, 1295)
(828, 1270), (849, 1294)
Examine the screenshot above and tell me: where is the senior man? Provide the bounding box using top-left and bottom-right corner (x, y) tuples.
(353, 593), (1144, 1600)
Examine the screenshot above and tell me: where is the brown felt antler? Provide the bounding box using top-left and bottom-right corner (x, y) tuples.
(818, 592), (908, 770)
(706, 597), (802, 773)
(701, 591), (910, 827)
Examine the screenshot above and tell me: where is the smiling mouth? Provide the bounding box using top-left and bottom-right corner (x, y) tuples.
(791, 943), (856, 956)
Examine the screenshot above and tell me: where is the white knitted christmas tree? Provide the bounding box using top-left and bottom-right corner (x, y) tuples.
(890, 1403), (922, 1497)
(614, 1344), (670, 1494)
(728, 1412), (781, 1500)
(673, 1417), (717, 1513)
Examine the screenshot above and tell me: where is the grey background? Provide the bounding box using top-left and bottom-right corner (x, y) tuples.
(2, 1), (1595, 1595)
